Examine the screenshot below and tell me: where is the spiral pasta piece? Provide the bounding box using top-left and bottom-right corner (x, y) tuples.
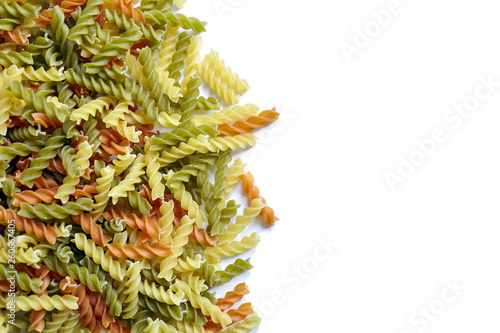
(216, 283), (250, 311)
(72, 213), (112, 247)
(70, 96), (116, 124)
(7, 81), (69, 123)
(122, 261), (142, 319)
(103, 101), (142, 143)
(172, 280), (231, 328)
(239, 172), (279, 226)
(88, 290), (116, 328)
(139, 279), (185, 305)
(0, 264), (42, 293)
(104, 208), (160, 240)
(197, 59), (240, 105)
(205, 49), (251, 95)
(107, 242), (173, 259)
(158, 215), (194, 279)
(65, 69), (132, 101)
(158, 134), (210, 166)
(11, 187), (57, 206)
(0, 207), (59, 244)
(145, 145), (165, 201)
(144, 10), (206, 33)
(112, 0), (144, 23)
(181, 36), (202, 93)
(109, 154), (145, 203)
(68, 0), (103, 45)
(217, 199), (265, 246)
(28, 266), (51, 332)
(199, 134), (258, 154)
(18, 198), (93, 221)
(220, 313), (261, 333)
(217, 108), (280, 136)
(191, 104), (260, 127)
(91, 165), (115, 220)
(74, 233), (126, 281)
(43, 308), (72, 333)
(168, 182), (207, 227)
(205, 233), (260, 263)
(15, 295), (79, 311)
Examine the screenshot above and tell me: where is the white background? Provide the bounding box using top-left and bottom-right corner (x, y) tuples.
(183, 1), (500, 332)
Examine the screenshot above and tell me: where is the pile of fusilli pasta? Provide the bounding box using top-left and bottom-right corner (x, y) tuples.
(0, 0), (280, 331)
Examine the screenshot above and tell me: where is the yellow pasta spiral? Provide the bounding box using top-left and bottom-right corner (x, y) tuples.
(158, 215), (194, 280)
(172, 280), (231, 328)
(74, 233), (125, 281)
(16, 295), (79, 311)
(139, 279), (185, 305)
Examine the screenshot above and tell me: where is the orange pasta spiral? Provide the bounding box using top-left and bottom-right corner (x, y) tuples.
(60, 276), (99, 331)
(216, 283), (250, 311)
(106, 242), (173, 259)
(112, 0), (144, 22)
(72, 213), (111, 247)
(47, 157), (68, 175)
(0, 28), (30, 45)
(239, 172), (279, 226)
(28, 266), (51, 332)
(11, 188), (58, 206)
(88, 291), (116, 328)
(217, 108), (280, 137)
(191, 225), (218, 247)
(227, 302), (254, 322)
(35, 0), (87, 26)
(104, 208), (161, 240)
(75, 183), (99, 199)
(16, 157), (33, 171)
(0, 207), (59, 244)
(98, 130), (130, 158)
(32, 113), (62, 129)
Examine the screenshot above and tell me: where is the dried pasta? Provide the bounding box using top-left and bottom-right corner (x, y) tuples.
(0, 1), (280, 332)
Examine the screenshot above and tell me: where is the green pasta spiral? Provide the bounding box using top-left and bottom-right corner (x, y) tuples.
(84, 27), (143, 74)
(7, 81), (70, 123)
(7, 125), (46, 142)
(68, 0), (104, 45)
(43, 254), (107, 292)
(18, 198), (93, 221)
(167, 31), (191, 84)
(0, 1), (38, 19)
(65, 69), (132, 101)
(105, 9), (163, 42)
(138, 46), (170, 121)
(0, 16), (23, 31)
(145, 10), (206, 33)
(128, 190), (152, 216)
(213, 150), (231, 202)
(18, 129), (66, 187)
(0, 264), (43, 293)
(0, 139), (44, 160)
(0, 51), (33, 67)
(197, 96), (220, 111)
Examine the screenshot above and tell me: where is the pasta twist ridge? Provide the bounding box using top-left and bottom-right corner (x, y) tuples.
(239, 172), (279, 226)
(217, 108), (280, 136)
(106, 242), (173, 259)
(74, 233), (126, 281)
